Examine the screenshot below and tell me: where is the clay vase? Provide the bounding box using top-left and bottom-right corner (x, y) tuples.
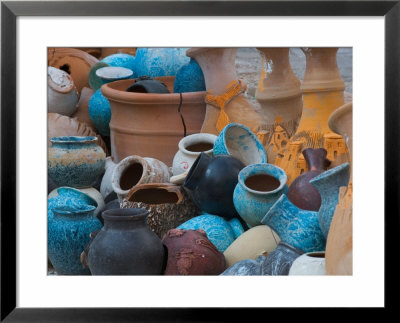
(186, 47), (263, 135)
(100, 48), (137, 59)
(48, 136), (106, 188)
(162, 229), (226, 275)
(287, 148), (331, 211)
(47, 66), (79, 116)
(87, 208), (165, 275)
(233, 163), (288, 227)
(173, 58), (206, 93)
(213, 123), (267, 165)
(48, 204), (102, 275)
(121, 183), (199, 239)
(72, 87), (96, 130)
(111, 155), (171, 201)
(101, 76), (206, 165)
(183, 152), (245, 220)
(288, 251), (326, 275)
(100, 156), (117, 199)
(172, 133), (217, 176)
(97, 198), (120, 225)
(48, 47), (99, 94)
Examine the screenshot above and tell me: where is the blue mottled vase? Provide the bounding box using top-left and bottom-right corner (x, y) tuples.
(262, 194), (326, 253)
(177, 213), (244, 252)
(310, 162), (350, 239)
(213, 123), (267, 165)
(101, 53), (136, 77)
(48, 204), (102, 275)
(233, 163), (288, 227)
(48, 136), (106, 188)
(173, 58), (206, 93)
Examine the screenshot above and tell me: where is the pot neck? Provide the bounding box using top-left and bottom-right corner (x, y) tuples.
(50, 136), (98, 149)
(102, 208), (149, 231)
(302, 148), (330, 172)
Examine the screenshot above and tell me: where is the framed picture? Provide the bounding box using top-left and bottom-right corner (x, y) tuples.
(1, 0), (398, 320)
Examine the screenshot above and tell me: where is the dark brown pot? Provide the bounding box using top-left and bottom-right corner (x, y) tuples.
(162, 229), (226, 275)
(287, 148), (330, 211)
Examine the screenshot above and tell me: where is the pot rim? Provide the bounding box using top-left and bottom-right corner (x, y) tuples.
(126, 183), (183, 204)
(54, 187), (98, 208)
(178, 133), (217, 156)
(96, 66), (133, 81)
(53, 204), (96, 216)
(50, 136), (98, 144)
(102, 207), (148, 221)
(47, 66), (76, 94)
(328, 102), (352, 134)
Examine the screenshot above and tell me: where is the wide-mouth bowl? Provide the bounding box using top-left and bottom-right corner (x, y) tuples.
(50, 136), (97, 144)
(102, 207), (148, 221)
(96, 66), (133, 81)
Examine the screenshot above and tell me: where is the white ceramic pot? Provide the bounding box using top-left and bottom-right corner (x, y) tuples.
(100, 156), (117, 199)
(288, 251), (326, 275)
(171, 133), (217, 176)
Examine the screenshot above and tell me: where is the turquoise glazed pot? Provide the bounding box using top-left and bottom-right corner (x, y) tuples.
(233, 163), (288, 227)
(177, 213), (244, 252)
(48, 204), (102, 275)
(101, 53), (136, 77)
(89, 62), (110, 91)
(262, 194), (326, 253)
(134, 48), (190, 78)
(213, 123), (267, 165)
(310, 162), (350, 239)
(48, 136), (106, 188)
(173, 58), (206, 93)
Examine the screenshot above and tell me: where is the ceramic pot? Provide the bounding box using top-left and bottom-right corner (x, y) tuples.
(111, 155), (171, 202)
(88, 62), (110, 91)
(221, 242), (303, 276)
(233, 163), (288, 227)
(183, 152), (245, 220)
(48, 136), (106, 188)
(100, 53), (136, 75)
(87, 208), (165, 275)
(47, 66), (79, 116)
(287, 148), (331, 211)
(288, 251), (326, 275)
(310, 162), (350, 239)
(162, 229), (226, 275)
(48, 47), (99, 94)
(262, 194), (326, 253)
(173, 58), (206, 93)
(121, 183), (199, 239)
(172, 133), (217, 176)
(186, 47), (263, 135)
(48, 204), (102, 275)
(71, 87), (96, 130)
(101, 77), (206, 165)
(100, 156), (117, 199)
(213, 123), (267, 165)
(79, 47), (102, 59)
(126, 76), (170, 93)
(100, 48), (137, 59)
(97, 198), (120, 225)
(177, 213), (244, 252)
(223, 225), (280, 268)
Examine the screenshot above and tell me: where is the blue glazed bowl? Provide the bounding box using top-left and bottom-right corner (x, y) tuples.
(101, 53), (136, 77)
(173, 58), (206, 93)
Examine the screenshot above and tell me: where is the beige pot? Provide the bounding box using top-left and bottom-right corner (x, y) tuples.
(72, 87), (97, 130)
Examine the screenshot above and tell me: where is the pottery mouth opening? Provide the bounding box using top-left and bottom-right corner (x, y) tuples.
(53, 205), (96, 217)
(120, 163), (144, 191)
(128, 188), (180, 205)
(179, 133), (217, 156)
(96, 66), (133, 81)
(307, 252), (325, 258)
(50, 136), (98, 144)
(59, 63), (71, 75)
(185, 142), (214, 153)
(102, 207), (148, 221)
(244, 174), (280, 192)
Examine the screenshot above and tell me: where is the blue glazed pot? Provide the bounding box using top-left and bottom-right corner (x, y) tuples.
(48, 136), (106, 188)
(309, 162), (350, 239)
(262, 194), (326, 253)
(173, 58), (206, 93)
(88, 62), (110, 91)
(101, 53), (136, 77)
(134, 48), (190, 78)
(177, 213), (244, 252)
(213, 123), (267, 165)
(233, 163), (288, 227)
(48, 204), (102, 275)
(96, 66), (133, 85)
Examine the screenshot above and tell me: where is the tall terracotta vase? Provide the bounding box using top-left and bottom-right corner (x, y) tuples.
(186, 48), (262, 135)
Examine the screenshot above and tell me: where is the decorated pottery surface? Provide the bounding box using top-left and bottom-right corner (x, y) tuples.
(88, 89), (112, 137)
(173, 58), (206, 93)
(100, 53), (136, 77)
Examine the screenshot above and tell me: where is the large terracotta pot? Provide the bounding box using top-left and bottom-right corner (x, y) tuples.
(186, 47), (262, 135)
(101, 77), (206, 165)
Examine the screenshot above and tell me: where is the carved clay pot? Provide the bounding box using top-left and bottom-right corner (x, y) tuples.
(186, 47), (262, 135)
(72, 87), (97, 130)
(288, 251), (326, 275)
(101, 77), (206, 165)
(111, 155), (171, 201)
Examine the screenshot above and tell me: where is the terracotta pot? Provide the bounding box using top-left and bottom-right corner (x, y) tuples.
(111, 155), (171, 201)
(48, 47), (99, 94)
(288, 251), (326, 275)
(186, 47), (262, 135)
(78, 47), (102, 59)
(47, 66), (79, 116)
(72, 87), (96, 130)
(121, 183), (199, 238)
(100, 47), (137, 59)
(101, 77), (206, 165)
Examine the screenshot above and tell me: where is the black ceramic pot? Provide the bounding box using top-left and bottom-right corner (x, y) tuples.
(96, 198), (120, 225)
(183, 152), (245, 220)
(125, 76), (170, 93)
(87, 208), (165, 275)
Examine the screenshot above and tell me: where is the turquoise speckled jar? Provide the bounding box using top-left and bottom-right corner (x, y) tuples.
(233, 163), (288, 227)
(173, 58), (206, 93)
(101, 53), (136, 77)
(48, 136), (106, 188)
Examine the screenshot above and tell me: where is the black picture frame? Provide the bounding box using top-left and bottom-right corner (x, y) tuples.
(1, 0), (398, 321)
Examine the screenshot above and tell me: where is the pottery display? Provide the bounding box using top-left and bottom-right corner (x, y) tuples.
(177, 213), (244, 252)
(183, 152), (245, 220)
(173, 58), (206, 93)
(213, 123), (267, 165)
(111, 155), (171, 202)
(162, 228), (226, 275)
(186, 48), (263, 135)
(48, 136), (106, 188)
(172, 133), (217, 176)
(100, 156), (117, 199)
(287, 148), (331, 211)
(87, 208), (165, 275)
(47, 66), (79, 116)
(72, 87), (97, 130)
(121, 183), (199, 239)
(233, 163), (288, 227)
(101, 76), (206, 165)
(289, 251), (326, 275)
(48, 204), (102, 275)
(223, 225), (280, 268)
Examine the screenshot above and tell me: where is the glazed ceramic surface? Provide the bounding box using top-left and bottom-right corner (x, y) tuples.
(88, 89), (111, 137)
(288, 251), (326, 275)
(100, 156), (117, 199)
(173, 58), (206, 93)
(96, 66), (133, 85)
(88, 62), (110, 91)
(100, 53), (136, 76)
